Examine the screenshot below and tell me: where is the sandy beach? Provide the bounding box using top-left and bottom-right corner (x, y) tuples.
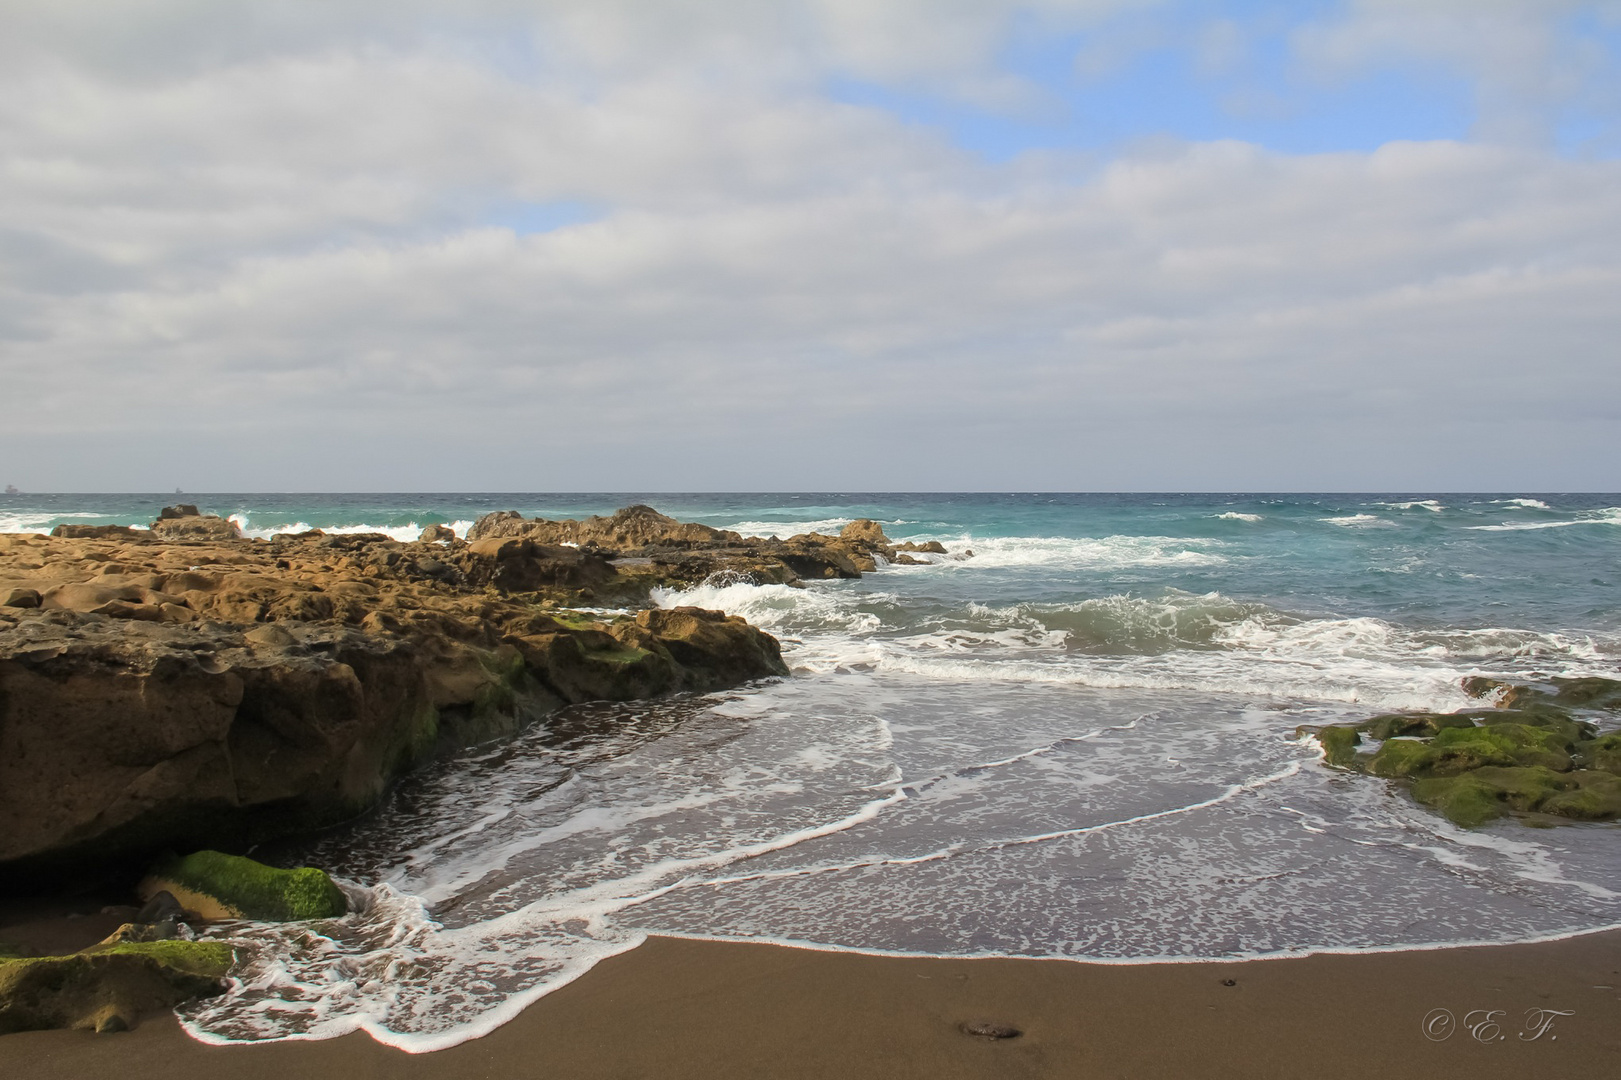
(7, 925), (1619, 1080)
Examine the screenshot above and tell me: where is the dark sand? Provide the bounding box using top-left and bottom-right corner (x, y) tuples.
(4, 922), (1619, 1080)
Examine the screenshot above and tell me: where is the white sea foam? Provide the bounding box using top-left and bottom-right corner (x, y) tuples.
(722, 517), (855, 538)
(227, 515), (475, 542)
(654, 578), (1619, 715)
(1215, 512), (1263, 522)
(903, 534), (1229, 571)
(0, 511), (123, 534)
(1493, 498), (1553, 510)
(0, 513), (56, 534)
(1375, 500), (1446, 512)
(1320, 514), (1396, 528)
(172, 646), (1621, 1051)
(180, 709), (911, 1052)
(1468, 507), (1621, 532)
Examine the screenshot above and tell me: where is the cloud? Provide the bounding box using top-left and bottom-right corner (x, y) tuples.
(1, 2), (1618, 490)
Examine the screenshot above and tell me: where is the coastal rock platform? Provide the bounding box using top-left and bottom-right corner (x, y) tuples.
(0, 506), (931, 883)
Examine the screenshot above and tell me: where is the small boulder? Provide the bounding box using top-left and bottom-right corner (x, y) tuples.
(419, 524), (457, 544)
(140, 850), (347, 922)
(1, 588), (39, 608)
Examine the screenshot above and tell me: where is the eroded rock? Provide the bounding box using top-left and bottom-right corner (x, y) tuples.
(0, 518), (794, 881)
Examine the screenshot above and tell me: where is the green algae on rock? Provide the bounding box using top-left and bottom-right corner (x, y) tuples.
(1305, 676), (1621, 828)
(141, 850), (347, 921)
(0, 940), (233, 1034)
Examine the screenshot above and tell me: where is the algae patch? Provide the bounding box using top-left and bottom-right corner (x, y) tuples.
(1305, 677), (1621, 828)
(0, 941), (234, 1035)
(142, 850), (347, 921)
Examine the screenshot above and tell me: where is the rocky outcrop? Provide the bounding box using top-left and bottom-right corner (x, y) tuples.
(470, 504), (740, 549)
(1302, 676), (1621, 827)
(465, 505), (963, 591)
(0, 514), (792, 883)
(148, 505), (242, 542)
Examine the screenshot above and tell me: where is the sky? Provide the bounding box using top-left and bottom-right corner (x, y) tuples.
(2, 0), (1619, 492)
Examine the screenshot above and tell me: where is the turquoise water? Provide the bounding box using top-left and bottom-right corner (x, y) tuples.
(8, 491), (1620, 632)
(8, 492), (1620, 1050)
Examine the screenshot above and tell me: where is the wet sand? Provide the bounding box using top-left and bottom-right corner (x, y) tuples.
(6, 928), (1620, 1080)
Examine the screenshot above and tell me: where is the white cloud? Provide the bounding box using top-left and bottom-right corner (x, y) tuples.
(1, 1), (1618, 490)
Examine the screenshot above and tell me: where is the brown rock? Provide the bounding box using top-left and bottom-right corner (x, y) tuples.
(0, 520), (795, 882)
(149, 513), (242, 541)
(49, 525), (141, 540)
(2, 588), (39, 608)
(839, 519), (890, 546)
(40, 582), (147, 612)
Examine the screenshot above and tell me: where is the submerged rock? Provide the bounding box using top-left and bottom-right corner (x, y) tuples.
(141, 850), (346, 921)
(1303, 676), (1621, 827)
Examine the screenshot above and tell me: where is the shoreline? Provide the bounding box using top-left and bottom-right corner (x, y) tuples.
(10, 930), (1621, 1078)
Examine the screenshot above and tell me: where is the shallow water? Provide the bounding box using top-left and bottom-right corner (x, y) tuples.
(6, 492), (1619, 1050)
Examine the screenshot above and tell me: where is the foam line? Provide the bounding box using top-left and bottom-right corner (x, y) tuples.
(652, 919), (1621, 967)
(676, 761), (1305, 895)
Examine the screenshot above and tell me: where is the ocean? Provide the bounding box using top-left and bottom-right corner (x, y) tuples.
(5, 492), (1620, 1050)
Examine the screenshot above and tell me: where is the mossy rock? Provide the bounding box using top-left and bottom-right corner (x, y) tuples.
(83, 940), (235, 975)
(1551, 676), (1621, 710)
(1577, 732), (1621, 776)
(1319, 680), (1621, 828)
(142, 850), (347, 922)
(1410, 766), (1572, 827)
(1475, 708), (1594, 744)
(1311, 725), (1362, 768)
(0, 941), (233, 1034)
(1358, 713), (1476, 740)
(1372, 724), (1572, 778)
(1540, 770), (1621, 821)
(1366, 737), (1434, 778)
(1409, 774), (1511, 827)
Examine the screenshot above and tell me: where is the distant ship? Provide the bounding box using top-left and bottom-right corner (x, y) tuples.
(3, 484), (17, 495)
